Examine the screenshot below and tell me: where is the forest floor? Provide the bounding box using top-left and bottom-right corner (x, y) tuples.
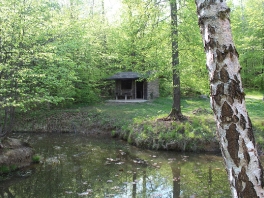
(14, 90), (264, 153)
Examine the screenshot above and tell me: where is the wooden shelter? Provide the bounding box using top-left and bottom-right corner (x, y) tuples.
(107, 72), (159, 100)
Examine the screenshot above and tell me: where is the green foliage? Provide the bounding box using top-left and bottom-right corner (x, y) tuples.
(0, 0), (261, 105)
(0, 0), (76, 111)
(177, 0), (209, 95)
(229, 0), (264, 89)
(0, 0), (263, 136)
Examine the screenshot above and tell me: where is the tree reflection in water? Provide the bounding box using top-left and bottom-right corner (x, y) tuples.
(171, 159), (181, 198)
(0, 133), (233, 197)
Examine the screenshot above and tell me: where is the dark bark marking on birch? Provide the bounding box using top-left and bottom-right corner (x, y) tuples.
(223, 44), (228, 53)
(234, 75), (240, 84)
(236, 178), (243, 196)
(222, 101), (233, 117)
(220, 68), (230, 83)
(240, 114), (246, 130)
(238, 166), (247, 181)
(226, 123), (240, 166)
(238, 166), (258, 198)
(243, 181), (258, 197)
(227, 95), (234, 105)
(232, 115), (239, 123)
(214, 83), (224, 105)
(228, 44), (234, 53)
(233, 168), (242, 197)
(236, 167), (258, 197)
(228, 79), (245, 103)
(216, 83), (224, 95)
(232, 168), (237, 188)
(230, 52), (234, 59)
(248, 116), (252, 129)
(242, 139), (250, 164)
(209, 38), (216, 49)
(234, 46), (239, 58)
(217, 11), (227, 20)
(217, 7), (231, 20)
(216, 41), (221, 48)
(211, 70), (220, 83)
(198, 17), (207, 28)
(216, 63), (220, 71)
(256, 176), (259, 185)
(216, 49), (226, 62)
(247, 128), (256, 145)
(247, 118), (256, 144)
(205, 37), (216, 51)
(228, 45), (235, 59)
(208, 24), (215, 34)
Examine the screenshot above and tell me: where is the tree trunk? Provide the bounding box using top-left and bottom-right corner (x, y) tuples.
(168, 0), (184, 121)
(171, 165), (181, 198)
(195, 0), (264, 197)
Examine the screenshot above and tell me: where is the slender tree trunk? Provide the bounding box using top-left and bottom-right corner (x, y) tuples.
(195, 0), (264, 197)
(168, 0), (184, 121)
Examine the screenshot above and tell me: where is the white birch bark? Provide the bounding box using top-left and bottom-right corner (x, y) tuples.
(195, 0), (264, 197)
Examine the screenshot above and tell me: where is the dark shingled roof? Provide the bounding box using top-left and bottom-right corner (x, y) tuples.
(106, 72), (142, 80)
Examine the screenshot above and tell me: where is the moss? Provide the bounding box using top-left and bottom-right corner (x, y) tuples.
(32, 155), (41, 163)
(0, 164), (17, 175)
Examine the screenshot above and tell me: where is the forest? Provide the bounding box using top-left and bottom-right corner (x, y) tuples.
(0, 0), (264, 196)
(0, 0), (263, 131)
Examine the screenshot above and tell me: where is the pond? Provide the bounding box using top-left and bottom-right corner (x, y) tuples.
(1, 133), (232, 198)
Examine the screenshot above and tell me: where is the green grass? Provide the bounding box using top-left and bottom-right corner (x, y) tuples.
(245, 89), (264, 100)
(244, 90), (264, 150)
(16, 90), (264, 152)
(90, 97), (217, 151)
(96, 94), (264, 151)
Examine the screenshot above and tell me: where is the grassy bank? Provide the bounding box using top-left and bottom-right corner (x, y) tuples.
(14, 91), (264, 152)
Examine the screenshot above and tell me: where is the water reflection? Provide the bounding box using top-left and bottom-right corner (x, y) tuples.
(0, 133), (232, 197)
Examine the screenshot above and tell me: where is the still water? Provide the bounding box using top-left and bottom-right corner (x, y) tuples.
(1, 133), (232, 198)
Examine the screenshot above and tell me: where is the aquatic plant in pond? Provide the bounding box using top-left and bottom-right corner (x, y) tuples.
(0, 164), (17, 175)
(32, 155), (41, 163)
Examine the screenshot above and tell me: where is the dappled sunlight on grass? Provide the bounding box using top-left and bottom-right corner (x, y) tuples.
(18, 93), (263, 151)
(246, 98), (264, 121)
(98, 96), (263, 151)
(246, 95), (263, 100)
(245, 89), (263, 100)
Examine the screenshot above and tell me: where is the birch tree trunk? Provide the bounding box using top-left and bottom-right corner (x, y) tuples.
(195, 0), (264, 197)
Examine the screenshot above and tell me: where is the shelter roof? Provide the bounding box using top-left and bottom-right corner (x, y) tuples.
(106, 72), (142, 80)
